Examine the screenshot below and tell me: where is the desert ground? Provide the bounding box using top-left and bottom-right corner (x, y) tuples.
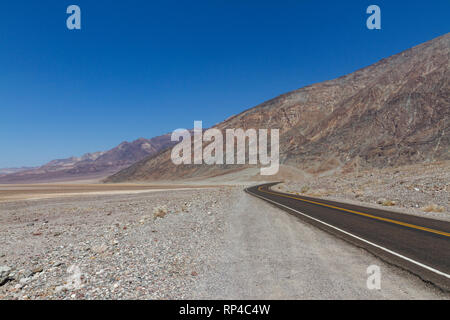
(0, 176), (448, 300)
(0, 183), (214, 202)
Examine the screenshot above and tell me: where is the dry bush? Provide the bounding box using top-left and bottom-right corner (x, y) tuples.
(153, 205), (168, 219)
(381, 200), (396, 206)
(422, 204), (445, 213)
(377, 198), (396, 206)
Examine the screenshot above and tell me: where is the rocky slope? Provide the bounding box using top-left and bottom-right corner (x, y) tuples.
(0, 135), (175, 183)
(278, 160), (449, 219)
(107, 33), (450, 182)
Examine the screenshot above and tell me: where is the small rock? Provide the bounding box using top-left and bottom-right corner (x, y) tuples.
(31, 266), (43, 275)
(92, 244), (108, 254)
(0, 265), (12, 286)
(55, 285), (67, 293)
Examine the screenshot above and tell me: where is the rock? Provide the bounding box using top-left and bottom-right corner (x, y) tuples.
(31, 266), (44, 275)
(92, 244), (108, 254)
(21, 269), (33, 278)
(55, 285), (67, 293)
(0, 265), (12, 286)
(139, 215), (151, 224)
(19, 277), (31, 285)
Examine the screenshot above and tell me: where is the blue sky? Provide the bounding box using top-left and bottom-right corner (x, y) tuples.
(0, 0), (448, 167)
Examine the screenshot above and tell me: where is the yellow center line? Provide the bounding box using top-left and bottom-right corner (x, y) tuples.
(257, 186), (450, 238)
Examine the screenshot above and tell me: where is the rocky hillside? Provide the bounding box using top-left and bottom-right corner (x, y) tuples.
(0, 135), (175, 183)
(107, 33), (449, 182)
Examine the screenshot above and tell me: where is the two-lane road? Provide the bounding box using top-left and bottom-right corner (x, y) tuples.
(246, 183), (450, 291)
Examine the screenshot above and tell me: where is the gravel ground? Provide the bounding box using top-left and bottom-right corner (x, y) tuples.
(0, 188), (236, 299)
(278, 161), (450, 222)
(0, 185), (448, 299)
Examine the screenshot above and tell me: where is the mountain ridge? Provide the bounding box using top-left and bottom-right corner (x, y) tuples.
(106, 33), (450, 182)
(0, 134), (176, 183)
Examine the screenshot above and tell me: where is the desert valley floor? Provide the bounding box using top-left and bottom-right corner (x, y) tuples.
(0, 175), (448, 299)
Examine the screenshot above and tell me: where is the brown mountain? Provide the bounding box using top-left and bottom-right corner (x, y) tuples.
(106, 33), (449, 183)
(0, 134), (176, 183)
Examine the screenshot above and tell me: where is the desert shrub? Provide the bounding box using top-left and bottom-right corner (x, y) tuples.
(381, 200), (396, 206)
(422, 204), (445, 213)
(153, 205), (168, 219)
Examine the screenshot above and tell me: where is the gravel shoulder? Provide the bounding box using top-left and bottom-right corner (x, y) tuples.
(193, 190), (448, 299)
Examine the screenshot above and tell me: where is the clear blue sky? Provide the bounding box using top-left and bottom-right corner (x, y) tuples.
(0, 0), (448, 167)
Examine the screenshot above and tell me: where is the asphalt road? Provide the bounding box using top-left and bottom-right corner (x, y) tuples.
(246, 183), (450, 291)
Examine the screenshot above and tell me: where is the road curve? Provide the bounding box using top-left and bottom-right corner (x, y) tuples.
(245, 183), (450, 291)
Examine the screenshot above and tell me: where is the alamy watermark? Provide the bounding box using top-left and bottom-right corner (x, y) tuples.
(366, 5), (381, 30)
(170, 121), (279, 175)
(366, 265), (381, 290)
(66, 5), (81, 30)
(65, 5), (380, 31)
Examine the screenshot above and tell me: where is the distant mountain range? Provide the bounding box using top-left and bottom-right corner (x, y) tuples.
(106, 33), (449, 182)
(0, 167), (37, 175)
(0, 134), (175, 183)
